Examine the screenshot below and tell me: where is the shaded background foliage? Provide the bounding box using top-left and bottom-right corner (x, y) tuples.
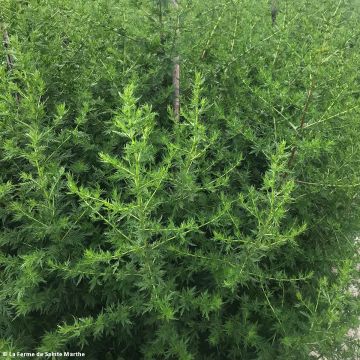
(0, 0), (359, 359)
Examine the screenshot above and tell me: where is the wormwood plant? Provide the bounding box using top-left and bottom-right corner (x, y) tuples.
(0, 0), (359, 359)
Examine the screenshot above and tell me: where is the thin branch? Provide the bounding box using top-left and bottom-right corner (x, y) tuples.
(295, 179), (360, 188)
(287, 77), (315, 170)
(201, 6), (226, 60)
(300, 78), (316, 130)
(303, 105), (359, 129)
(230, 17), (238, 53)
(332, 0), (343, 17)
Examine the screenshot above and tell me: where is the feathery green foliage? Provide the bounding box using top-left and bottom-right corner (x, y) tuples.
(0, 0), (359, 359)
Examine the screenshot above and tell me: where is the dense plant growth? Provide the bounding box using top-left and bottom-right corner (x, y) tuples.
(0, 0), (359, 359)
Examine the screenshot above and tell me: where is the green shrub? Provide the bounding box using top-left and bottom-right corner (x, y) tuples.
(0, 0), (359, 359)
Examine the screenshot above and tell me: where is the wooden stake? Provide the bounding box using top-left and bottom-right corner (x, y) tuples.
(2, 27), (15, 71)
(2, 25), (20, 103)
